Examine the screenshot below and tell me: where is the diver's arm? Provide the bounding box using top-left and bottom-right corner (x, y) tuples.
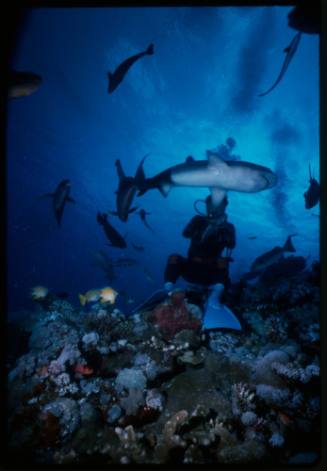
(182, 216), (203, 238)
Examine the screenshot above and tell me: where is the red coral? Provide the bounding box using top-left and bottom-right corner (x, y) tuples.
(152, 297), (201, 340)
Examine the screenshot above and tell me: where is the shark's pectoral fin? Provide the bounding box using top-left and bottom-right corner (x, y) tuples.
(159, 181), (171, 197)
(67, 196), (76, 203)
(40, 193), (54, 199)
(210, 187), (227, 206)
(128, 207), (138, 214)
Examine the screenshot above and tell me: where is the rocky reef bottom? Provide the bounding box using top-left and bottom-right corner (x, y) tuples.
(6, 264), (320, 466)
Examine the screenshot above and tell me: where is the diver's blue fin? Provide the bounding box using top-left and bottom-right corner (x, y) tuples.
(203, 284), (242, 331)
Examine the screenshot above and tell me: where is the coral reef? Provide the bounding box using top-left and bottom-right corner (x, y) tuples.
(6, 267), (320, 465)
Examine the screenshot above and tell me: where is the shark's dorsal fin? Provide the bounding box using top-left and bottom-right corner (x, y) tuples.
(186, 155), (195, 163)
(207, 152), (228, 169)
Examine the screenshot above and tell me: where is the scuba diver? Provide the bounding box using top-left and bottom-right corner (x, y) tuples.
(133, 195), (241, 331)
(164, 195), (235, 289)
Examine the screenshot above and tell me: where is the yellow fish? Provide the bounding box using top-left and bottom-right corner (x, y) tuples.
(31, 285), (49, 300)
(100, 287), (118, 304)
(78, 289), (102, 306)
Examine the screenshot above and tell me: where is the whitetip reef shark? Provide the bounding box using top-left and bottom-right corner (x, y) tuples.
(136, 152), (277, 206)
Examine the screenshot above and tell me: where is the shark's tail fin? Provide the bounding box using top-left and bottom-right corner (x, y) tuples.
(283, 234), (297, 253)
(146, 43), (154, 55)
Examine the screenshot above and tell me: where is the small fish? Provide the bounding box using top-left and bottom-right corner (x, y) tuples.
(97, 212), (127, 248)
(258, 32), (302, 97)
(31, 285), (49, 300)
(74, 364), (93, 376)
(8, 70), (42, 98)
(304, 162), (320, 209)
(100, 287), (118, 304)
(312, 213), (320, 218)
(108, 43), (154, 93)
(137, 209), (155, 233)
(278, 411), (293, 426)
(41, 179), (76, 226)
(131, 242), (144, 252)
(56, 292), (69, 299)
(248, 235), (258, 240)
(78, 289), (102, 306)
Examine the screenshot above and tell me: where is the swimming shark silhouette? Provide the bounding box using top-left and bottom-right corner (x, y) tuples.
(107, 43), (154, 93)
(137, 153), (277, 206)
(42, 179), (75, 226)
(258, 32), (301, 97)
(110, 155), (149, 222)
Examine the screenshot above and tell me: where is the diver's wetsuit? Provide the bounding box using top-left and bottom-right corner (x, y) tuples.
(164, 214), (236, 287)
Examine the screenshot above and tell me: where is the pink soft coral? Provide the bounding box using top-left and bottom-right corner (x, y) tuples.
(152, 292), (201, 340)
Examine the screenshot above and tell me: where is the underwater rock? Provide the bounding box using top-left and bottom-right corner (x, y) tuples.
(120, 387), (145, 416)
(48, 344), (81, 376)
(82, 332), (100, 348)
(145, 389), (164, 412)
(208, 331), (241, 356)
(133, 353), (159, 381)
(8, 353), (37, 381)
(41, 398), (80, 439)
(163, 365), (232, 419)
(107, 404), (122, 424)
(177, 347), (206, 367)
(80, 401), (101, 425)
(80, 378), (102, 396)
(52, 372), (79, 396)
(251, 350), (290, 387)
(217, 439), (266, 464)
(115, 367), (147, 392)
(268, 432), (284, 448)
(240, 411), (257, 426)
(255, 384), (290, 407)
(172, 329), (201, 350)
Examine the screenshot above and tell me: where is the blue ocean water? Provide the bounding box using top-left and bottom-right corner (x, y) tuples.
(7, 6), (319, 314)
